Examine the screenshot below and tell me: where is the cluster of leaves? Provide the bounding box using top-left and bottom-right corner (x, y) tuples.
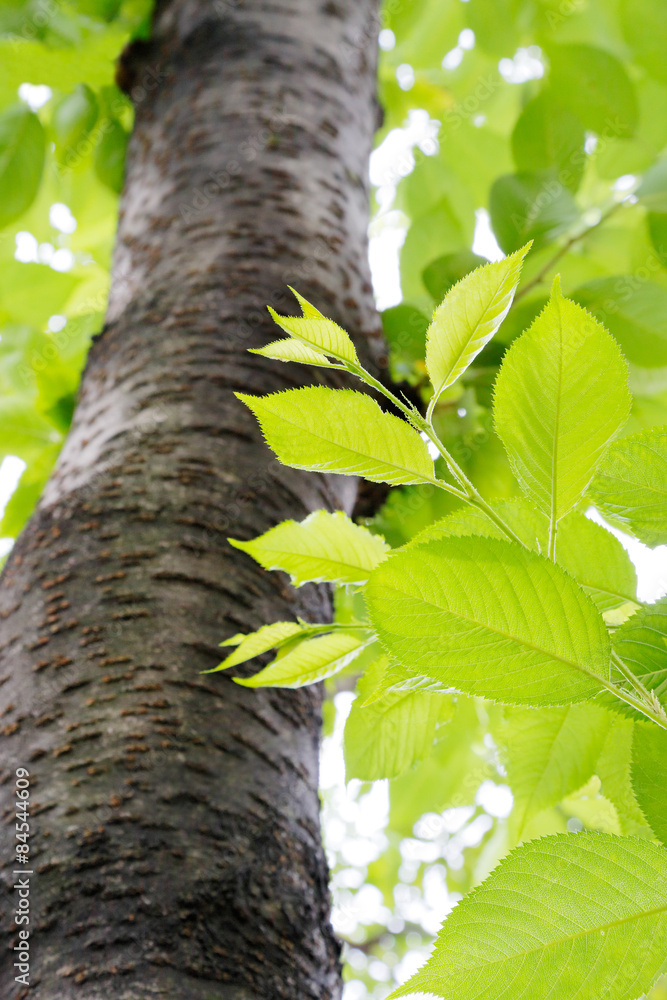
(224, 252), (667, 999)
(376, 0), (667, 548)
(0, 0), (150, 549)
(331, 7), (667, 989)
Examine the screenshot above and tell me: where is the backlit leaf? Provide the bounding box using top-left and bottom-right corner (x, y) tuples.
(489, 172), (578, 254)
(511, 92), (586, 193)
(229, 509), (389, 587)
(365, 535), (610, 707)
(425, 245), (529, 409)
(393, 833), (667, 1000)
(235, 631), (367, 688)
(266, 288), (358, 365)
(613, 597), (667, 703)
(494, 278), (631, 528)
(237, 387), (435, 485)
(588, 428), (667, 546)
(211, 621), (306, 672)
(497, 704), (613, 836)
(344, 656), (452, 780)
(573, 278), (667, 368)
(632, 722), (667, 843)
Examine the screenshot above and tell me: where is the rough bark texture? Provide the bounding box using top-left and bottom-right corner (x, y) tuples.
(0, 1), (382, 996)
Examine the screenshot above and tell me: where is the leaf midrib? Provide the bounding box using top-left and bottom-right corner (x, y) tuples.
(376, 577), (607, 685)
(250, 546), (377, 577)
(441, 898), (667, 977)
(434, 284), (507, 390)
(264, 398), (432, 480)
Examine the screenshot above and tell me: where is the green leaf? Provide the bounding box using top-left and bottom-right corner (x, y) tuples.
(497, 704), (613, 836)
(588, 428), (667, 546)
(393, 833), (667, 1000)
(211, 620), (306, 672)
(511, 91), (586, 193)
(556, 513), (638, 613)
(489, 172), (578, 254)
(52, 84), (98, 163)
(344, 656), (452, 780)
(365, 535), (610, 707)
(407, 501), (637, 612)
(494, 278), (631, 529)
(422, 251), (487, 303)
(237, 387), (435, 486)
(381, 304), (429, 382)
(399, 194), (468, 304)
(235, 631), (367, 688)
(632, 722), (667, 843)
(613, 597), (667, 703)
(229, 509), (389, 587)
(249, 338), (332, 367)
(425, 245), (529, 410)
(0, 104), (45, 229)
(94, 118), (128, 193)
(573, 278), (667, 368)
(547, 44), (639, 138)
(596, 716), (651, 835)
(620, 0), (667, 85)
(0, 397), (61, 462)
(265, 288), (358, 365)
(637, 160), (667, 213)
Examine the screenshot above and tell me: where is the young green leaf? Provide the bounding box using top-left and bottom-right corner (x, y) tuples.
(392, 833), (667, 1000)
(209, 620), (306, 672)
(613, 597), (667, 704)
(494, 278), (631, 532)
(425, 245), (529, 412)
(344, 656), (452, 780)
(365, 536), (610, 706)
(588, 427), (667, 546)
(632, 722), (667, 843)
(230, 509), (389, 587)
(496, 704), (613, 836)
(235, 631), (367, 688)
(265, 288), (359, 365)
(237, 387), (435, 485)
(249, 338), (334, 367)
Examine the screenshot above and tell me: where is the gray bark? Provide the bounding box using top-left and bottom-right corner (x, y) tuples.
(0, 1), (382, 996)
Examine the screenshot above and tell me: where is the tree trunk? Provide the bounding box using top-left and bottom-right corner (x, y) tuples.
(0, 1), (382, 996)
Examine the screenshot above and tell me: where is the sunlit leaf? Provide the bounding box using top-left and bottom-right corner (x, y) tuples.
(365, 535), (610, 706)
(229, 509), (389, 587)
(494, 278), (631, 529)
(235, 631), (367, 688)
(237, 387), (435, 485)
(393, 833), (667, 1000)
(588, 427), (667, 546)
(425, 245), (529, 408)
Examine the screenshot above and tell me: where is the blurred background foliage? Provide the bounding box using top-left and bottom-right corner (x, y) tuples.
(0, 1), (666, 998)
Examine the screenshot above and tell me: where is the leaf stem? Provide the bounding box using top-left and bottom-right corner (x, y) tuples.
(513, 200), (625, 306)
(348, 364), (527, 548)
(601, 673), (667, 731)
(611, 650), (658, 705)
(547, 518), (557, 561)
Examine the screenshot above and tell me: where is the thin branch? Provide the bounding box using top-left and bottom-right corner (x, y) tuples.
(513, 200), (625, 306)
